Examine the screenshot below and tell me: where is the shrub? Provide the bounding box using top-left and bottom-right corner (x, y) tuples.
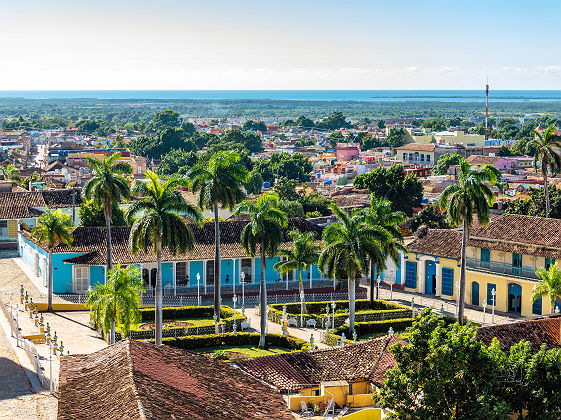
(332, 318), (414, 338)
(152, 333), (309, 351)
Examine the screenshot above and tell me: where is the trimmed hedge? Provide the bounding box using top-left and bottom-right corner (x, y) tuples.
(332, 318), (414, 338)
(151, 332), (309, 351)
(114, 305), (245, 341)
(268, 299), (412, 328)
(270, 299), (404, 316)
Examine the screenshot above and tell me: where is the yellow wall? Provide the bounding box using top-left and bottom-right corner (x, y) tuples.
(294, 381), (374, 410)
(346, 394), (374, 408)
(288, 395), (329, 411)
(405, 247), (552, 317)
(323, 385), (348, 407)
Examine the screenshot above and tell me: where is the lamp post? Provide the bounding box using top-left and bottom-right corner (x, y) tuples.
(49, 340), (53, 394)
(491, 288), (496, 324)
(233, 266), (236, 297)
(196, 273), (201, 306)
(482, 299), (487, 326)
(241, 272), (246, 308)
(233, 294), (238, 333)
(331, 300), (336, 330)
(325, 304), (329, 329)
(204, 267), (207, 295)
(300, 290), (305, 327)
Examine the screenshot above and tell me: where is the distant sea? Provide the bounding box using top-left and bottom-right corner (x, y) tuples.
(0, 90), (560, 102)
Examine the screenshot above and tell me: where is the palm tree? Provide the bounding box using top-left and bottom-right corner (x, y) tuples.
(83, 153), (132, 273)
(532, 262), (561, 313)
(235, 192), (287, 348)
(529, 124), (561, 217)
(439, 159), (496, 325)
(274, 229), (321, 315)
(186, 151), (248, 323)
(319, 204), (385, 333)
(85, 264), (145, 344)
(0, 164), (20, 184)
(360, 195), (406, 306)
(31, 209), (73, 312)
(126, 171), (201, 345)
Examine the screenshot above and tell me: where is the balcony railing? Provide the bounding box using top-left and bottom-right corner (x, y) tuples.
(466, 258), (538, 280)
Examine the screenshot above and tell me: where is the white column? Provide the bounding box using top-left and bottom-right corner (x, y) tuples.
(435, 262), (441, 297)
(400, 254), (406, 286)
(203, 260), (207, 294)
(233, 259), (236, 296)
(417, 259), (425, 294)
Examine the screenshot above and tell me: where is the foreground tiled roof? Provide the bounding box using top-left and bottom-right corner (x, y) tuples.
(0, 189), (82, 219)
(476, 316), (561, 353)
(58, 339), (293, 420)
(237, 336), (401, 392)
(21, 218), (323, 265)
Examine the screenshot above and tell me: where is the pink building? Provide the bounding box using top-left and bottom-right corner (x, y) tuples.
(336, 143), (361, 162)
(466, 155), (516, 171)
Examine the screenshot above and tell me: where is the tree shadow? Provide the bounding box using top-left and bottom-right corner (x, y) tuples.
(0, 356), (42, 400)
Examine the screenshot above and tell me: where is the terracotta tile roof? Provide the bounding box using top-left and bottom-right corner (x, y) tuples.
(407, 215), (561, 261)
(395, 143), (436, 152)
(466, 155), (502, 165)
(0, 189), (82, 219)
(20, 218), (323, 265)
(237, 336), (401, 392)
(407, 229), (462, 260)
(476, 316), (561, 353)
(58, 339), (293, 420)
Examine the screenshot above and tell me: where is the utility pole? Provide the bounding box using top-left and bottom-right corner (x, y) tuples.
(485, 79), (489, 142)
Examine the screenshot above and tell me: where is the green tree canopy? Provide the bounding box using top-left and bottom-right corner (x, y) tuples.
(316, 110), (351, 130)
(353, 164), (423, 216)
(431, 153), (462, 175)
(409, 204), (449, 232)
(79, 199), (127, 227)
(150, 110), (181, 131)
(421, 118), (447, 132)
(242, 120), (267, 132)
(157, 149), (199, 177)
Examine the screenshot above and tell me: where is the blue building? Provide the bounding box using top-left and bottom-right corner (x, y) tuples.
(18, 219), (328, 295)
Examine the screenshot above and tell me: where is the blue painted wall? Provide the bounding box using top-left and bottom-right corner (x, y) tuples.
(90, 266), (105, 287)
(162, 262), (173, 288)
(189, 261), (204, 287)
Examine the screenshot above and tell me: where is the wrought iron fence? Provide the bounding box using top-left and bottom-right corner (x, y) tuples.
(466, 258), (538, 280)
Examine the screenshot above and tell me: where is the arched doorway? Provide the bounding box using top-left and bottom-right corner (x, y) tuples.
(508, 283), (522, 314)
(472, 281), (479, 306)
(424, 260), (436, 294)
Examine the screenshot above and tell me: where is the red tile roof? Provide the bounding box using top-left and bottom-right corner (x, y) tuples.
(58, 339), (293, 420)
(395, 143), (436, 152)
(476, 316), (561, 353)
(29, 218), (322, 265)
(237, 336), (401, 392)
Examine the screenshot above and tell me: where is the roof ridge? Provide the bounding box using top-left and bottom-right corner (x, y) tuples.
(125, 340), (148, 420)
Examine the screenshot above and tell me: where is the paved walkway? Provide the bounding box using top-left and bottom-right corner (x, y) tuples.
(0, 306), (57, 419)
(243, 307), (329, 349)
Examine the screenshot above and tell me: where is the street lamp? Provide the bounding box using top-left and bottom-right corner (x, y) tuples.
(325, 304), (329, 329)
(331, 300), (336, 330)
(196, 273), (201, 306)
(300, 290), (305, 327)
(233, 294), (238, 333)
(491, 288), (496, 324)
(482, 299), (487, 325)
(241, 272), (246, 308)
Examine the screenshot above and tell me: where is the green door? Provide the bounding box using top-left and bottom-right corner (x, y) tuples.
(512, 253), (522, 275)
(481, 248), (490, 268)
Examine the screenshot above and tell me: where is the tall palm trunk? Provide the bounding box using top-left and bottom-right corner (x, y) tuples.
(47, 249), (53, 312)
(213, 203), (221, 322)
(110, 314), (116, 345)
(458, 218), (468, 325)
(104, 198), (113, 274)
(544, 170), (550, 217)
(369, 260), (375, 308)
(155, 240), (163, 345)
(298, 268), (307, 316)
(259, 247), (267, 349)
(348, 276), (356, 334)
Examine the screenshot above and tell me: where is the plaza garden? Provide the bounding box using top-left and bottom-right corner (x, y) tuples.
(267, 299), (415, 345)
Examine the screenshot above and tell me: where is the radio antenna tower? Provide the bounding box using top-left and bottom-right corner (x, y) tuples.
(485, 77), (489, 141)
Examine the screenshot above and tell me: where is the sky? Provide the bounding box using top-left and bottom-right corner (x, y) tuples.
(0, 0), (560, 90)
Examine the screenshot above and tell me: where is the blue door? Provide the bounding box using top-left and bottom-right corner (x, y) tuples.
(508, 283), (522, 314)
(425, 260), (436, 294)
(472, 282), (479, 306)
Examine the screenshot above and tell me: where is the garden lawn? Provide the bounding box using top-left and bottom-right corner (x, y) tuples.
(116, 317), (215, 332)
(192, 345), (291, 359)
